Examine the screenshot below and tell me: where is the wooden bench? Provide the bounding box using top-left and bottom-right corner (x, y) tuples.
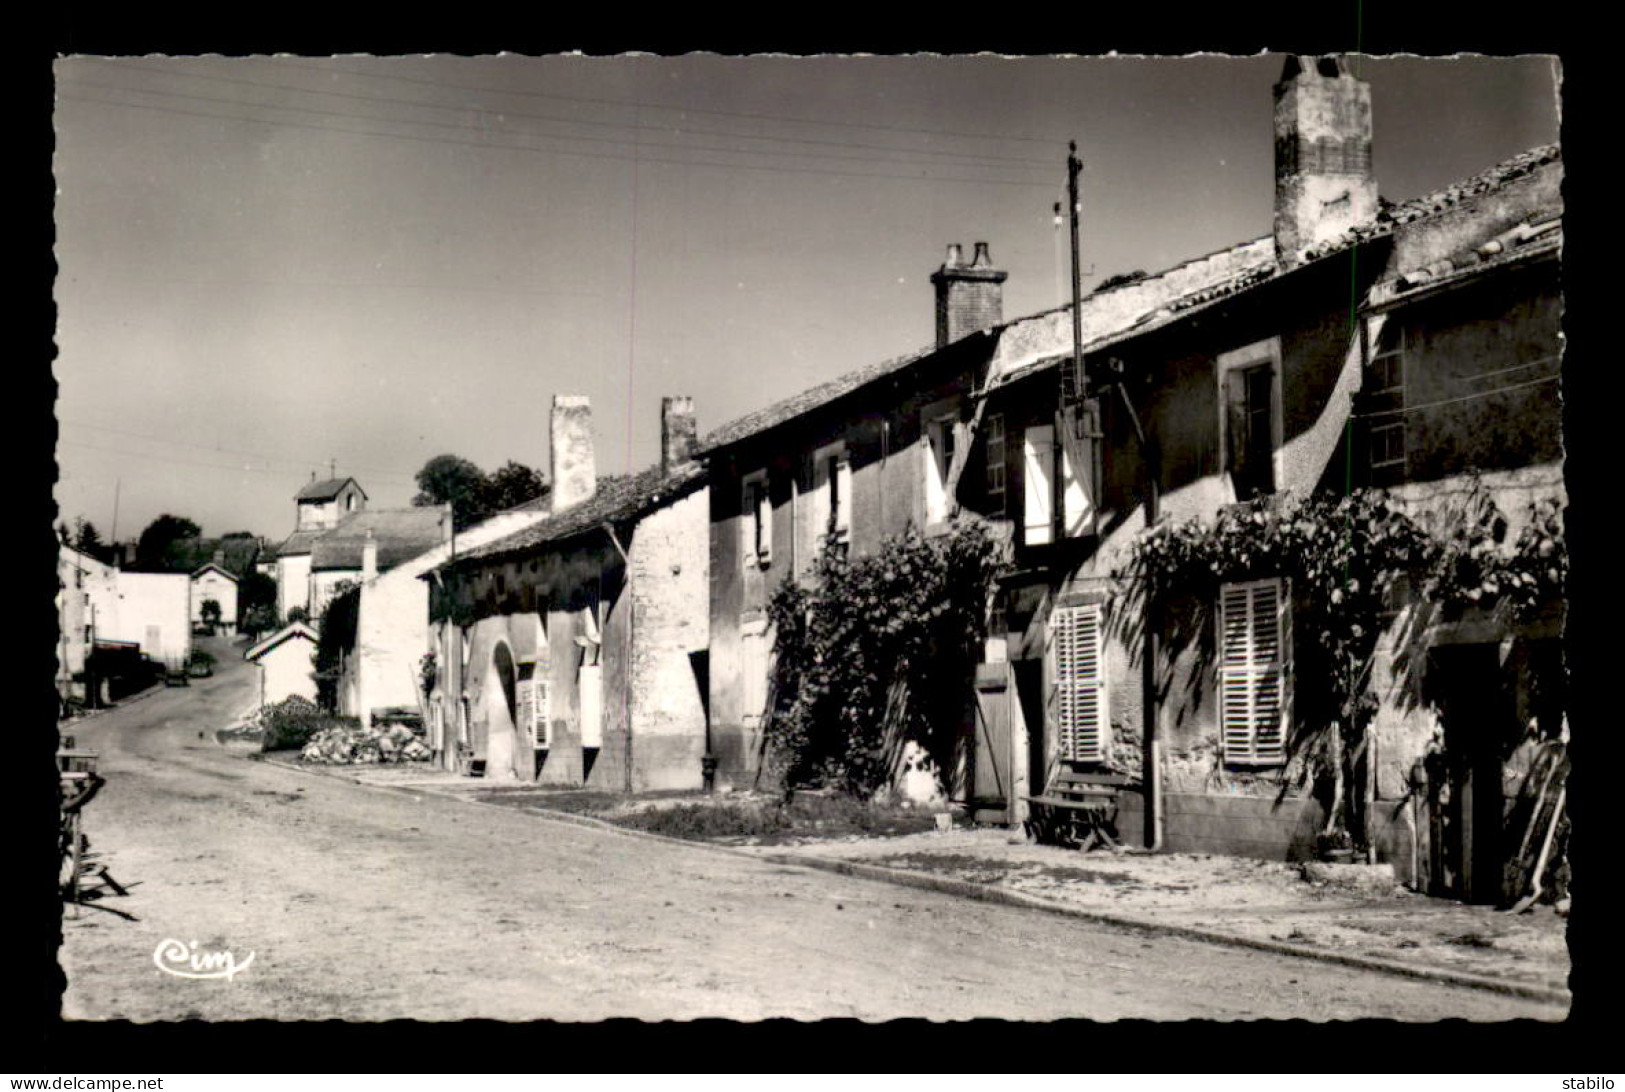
(1025, 771), (1136, 850)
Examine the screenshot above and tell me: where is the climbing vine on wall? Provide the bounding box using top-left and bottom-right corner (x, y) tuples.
(1114, 478), (1565, 844)
(764, 519), (1008, 799)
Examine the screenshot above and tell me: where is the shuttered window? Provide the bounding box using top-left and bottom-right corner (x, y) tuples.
(742, 472), (771, 567)
(1218, 578), (1290, 765)
(1051, 603), (1107, 763)
(1024, 426), (1055, 545)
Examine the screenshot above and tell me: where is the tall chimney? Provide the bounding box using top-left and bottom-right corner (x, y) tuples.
(1273, 54), (1377, 267)
(931, 241), (1007, 348)
(361, 529), (377, 583)
(550, 394), (597, 514)
(661, 396), (698, 474)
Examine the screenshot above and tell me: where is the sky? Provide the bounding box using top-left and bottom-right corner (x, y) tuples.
(52, 53), (1561, 545)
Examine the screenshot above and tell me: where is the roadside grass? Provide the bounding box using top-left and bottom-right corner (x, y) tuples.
(467, 785), (945, 844)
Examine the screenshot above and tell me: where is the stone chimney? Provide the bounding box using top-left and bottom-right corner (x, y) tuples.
(361, 529), (377, 582)
(931, 241), (1007, 348)
(1273, 54), (1377, 267)
(661, 396), (698, 474)
(550, 394), (597, 514)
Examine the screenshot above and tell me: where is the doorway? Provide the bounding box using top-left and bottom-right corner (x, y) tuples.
(1429, 643), (1515, 904)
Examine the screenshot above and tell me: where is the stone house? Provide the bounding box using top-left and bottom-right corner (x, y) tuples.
(702, 243), (1010, 796)
(960, 55), (1562, 900)
(306, 507), (446, 621)
(424, 396), (709, 789)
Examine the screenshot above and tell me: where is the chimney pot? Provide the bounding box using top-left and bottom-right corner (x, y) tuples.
(945, 243), (964, 267)
(972, 242), (991, 267)
(930, 239), (1008, 348)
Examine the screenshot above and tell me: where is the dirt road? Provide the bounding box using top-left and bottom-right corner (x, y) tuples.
(58, 639), (1562, 1021)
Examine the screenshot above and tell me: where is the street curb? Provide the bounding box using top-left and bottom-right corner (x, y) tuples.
(61, 681), (165, 728)
(250, 754), (1572, 1008)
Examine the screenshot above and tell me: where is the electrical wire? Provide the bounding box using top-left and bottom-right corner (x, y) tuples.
(1351, 372), (1560, 419)
(81, 58), (1064, 169)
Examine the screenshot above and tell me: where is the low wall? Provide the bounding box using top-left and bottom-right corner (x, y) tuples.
(1115, 791), (1418, 880)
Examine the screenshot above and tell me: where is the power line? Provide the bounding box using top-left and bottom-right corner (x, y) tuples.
(1352, 372), (1560, 419)
(85, 58), (1063, 169)
(258, 56), (1065, 149)
(60, 90), (1061, 191)
(59, 420), (420, 482)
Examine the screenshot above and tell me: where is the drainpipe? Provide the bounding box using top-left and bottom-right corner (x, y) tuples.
(601, 522), (634, 792)
(1114, 370), (1163, 852)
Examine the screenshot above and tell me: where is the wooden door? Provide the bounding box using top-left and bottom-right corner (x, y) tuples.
(971, 663), (1012, 825)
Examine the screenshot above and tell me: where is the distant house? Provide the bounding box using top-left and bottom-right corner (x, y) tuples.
(307, 507), (446, 620)
(56, 544), (103, 710)
(190, 559), (239, 635)
(329, 496), (553, 728)
(425, 396), (709, 789)
(244, 622), (320, 707)
(276, 477), (368, 621)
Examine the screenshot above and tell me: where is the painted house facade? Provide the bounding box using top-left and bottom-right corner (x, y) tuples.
(307, 507), (446, 621)
(425, 396), (709, 790)
(960, 56), (1563, 900)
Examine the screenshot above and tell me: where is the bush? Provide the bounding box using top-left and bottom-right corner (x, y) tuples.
(257, 695), (333, 752)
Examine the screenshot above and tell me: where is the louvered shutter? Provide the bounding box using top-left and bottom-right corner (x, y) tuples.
(1024, 426), (1055, 545)
(1219, 579), (1289, 765)
(1052, 603), (1107, 763)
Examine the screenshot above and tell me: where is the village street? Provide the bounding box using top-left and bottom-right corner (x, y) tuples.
(57, 640), (1556, 1022)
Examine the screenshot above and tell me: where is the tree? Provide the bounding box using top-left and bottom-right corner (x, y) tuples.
(413, 454), (549, 531)
(200, 598), (223, 633)
(136, 514), (202, 570)
(241, 604), (278, 641)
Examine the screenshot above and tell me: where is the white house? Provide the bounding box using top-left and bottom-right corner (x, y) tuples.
(244, 622), (320, 707)
(190, 561), (239, 635)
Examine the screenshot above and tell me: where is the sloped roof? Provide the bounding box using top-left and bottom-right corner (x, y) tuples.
(190, 562), (239, 583)
(277, 528), (326, 559)
(310, 508), (446, 573)
(295, 477), (367, 503)
(1299, 143), (1562, 263)
(446, 460), (707, 568)
(245, 622), (317, 662)
(698, 339), (957, 455)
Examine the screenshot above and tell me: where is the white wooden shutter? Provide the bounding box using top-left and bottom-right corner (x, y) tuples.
(533, 678), (551, 748)
(757, 479), (773, 563)
(833, 456), (852, 537)
(1060, 431), (1092, 538)
(1219, 579), (1289, 765)
(1024, 426), (1055, 545)
(1052, 603), (1107, 763)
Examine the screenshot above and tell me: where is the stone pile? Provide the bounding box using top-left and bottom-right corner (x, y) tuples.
(300, 721), (432, 765)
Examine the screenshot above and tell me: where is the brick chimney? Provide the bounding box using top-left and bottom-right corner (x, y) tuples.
(361, 529), (377, 582)
(1273, 54), (1377, 267)
(931, 241), (1007, 348)
(550, 394), (597, 514)
(661, 396), (698, 474)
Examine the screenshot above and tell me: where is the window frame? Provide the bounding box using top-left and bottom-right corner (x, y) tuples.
(1216, 338), (1284, 503)
(984, 412), (1007, 515)
(811, 440), (851, 547)
(741, 469), (772, 569)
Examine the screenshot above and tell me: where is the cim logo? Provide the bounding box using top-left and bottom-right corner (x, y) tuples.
(152, 937), (255, 981)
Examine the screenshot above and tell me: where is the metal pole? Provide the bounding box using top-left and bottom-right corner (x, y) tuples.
(1068, 142), (1084, 399)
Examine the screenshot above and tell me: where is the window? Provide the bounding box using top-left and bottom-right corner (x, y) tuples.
(1369, 422), (1405, 469)
(924, 408), (958, 525)
(984, 413), (1007, 514)
(1051, 602), (1107, 763)
(741, 471), (772, 568)
(1218, 340), (1282, 502)
(1365, 323), (1406, 476)
(1022, 424), (1092, 546)
(811, 442), (850, 548)
(1368, 325), (1405, 393)
(1218, 578), (1290, 766)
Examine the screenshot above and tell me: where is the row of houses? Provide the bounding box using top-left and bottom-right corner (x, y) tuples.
(248, 56), (1564, 904)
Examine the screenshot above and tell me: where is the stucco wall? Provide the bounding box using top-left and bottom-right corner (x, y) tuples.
(257, 637), (318, 705)
(191, 570), (239, 628)
(624, 486), (709, 791)
(277, 554), (311, 620)
(104, 572), (192, 666)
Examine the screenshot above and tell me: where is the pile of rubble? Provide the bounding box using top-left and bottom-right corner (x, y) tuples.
(300, 721), (432, 765)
